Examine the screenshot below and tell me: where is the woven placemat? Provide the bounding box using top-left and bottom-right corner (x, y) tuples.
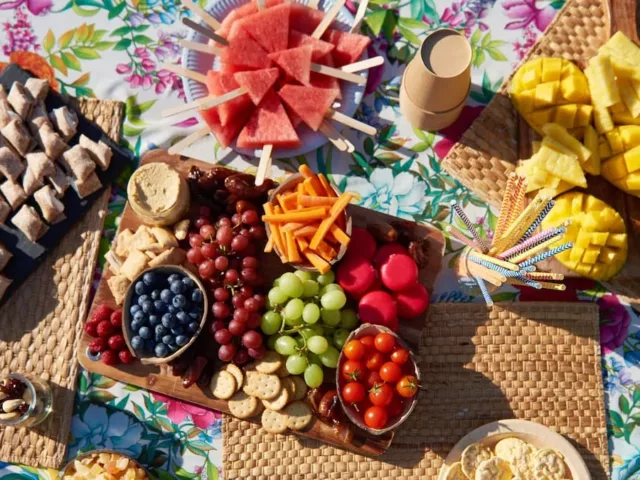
(223, 302), (609, 480)
(0, 97), (124, 469)
(441, 0), (609, 207)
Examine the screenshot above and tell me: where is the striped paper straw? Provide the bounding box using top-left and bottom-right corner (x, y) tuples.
(508, 278), (565, 290)
(470, 257), (534, 278)
(518, 242), (574, 268)
(497, 226), (565, 260)
(507, 277), (542, 289)
(519, 200), (555, 242)
(452, 203), (489, 253)
(489, 196), (547, 255)
(524, 271), (565, 281)
(472, 252), (519, 271)
(445, 226), (485, 252)
(473, 275), (494, 306)
(509, 232), (565, 264)
(506, 175), (527, 226)
(493, 173), (517, 244)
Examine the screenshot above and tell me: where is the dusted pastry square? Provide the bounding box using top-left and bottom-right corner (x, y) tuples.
(11, 205), (46, 242)
(0, 179), (27, 210)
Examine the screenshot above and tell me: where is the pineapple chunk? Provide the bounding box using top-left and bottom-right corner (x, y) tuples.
(553, 104), (578, 127)
(602, 32), (640, 67)
(593, 103), (615, 133)
(617, 77), (640, 118)
(624, 145), (640, 172)
(585, 64), (615, 133)
(534, 82), (559, 107)
(605, 129), (625, 155)
(538, 182), (574, 199)
(583, 125), (601, 175)
(588, 55), (621, 107)
(619, 125), (640, 149)
(538, 146), (587, 188)
(542, 58), (563, 82)
(532, 140), (541, 154)
(602, 154), (628, 180)
(542, 122), (592, 165)
(609, 55), (640, 81)
(541, 192), (627, 280)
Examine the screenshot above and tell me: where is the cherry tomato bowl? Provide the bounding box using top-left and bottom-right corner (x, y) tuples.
(336, 323), (420, 435)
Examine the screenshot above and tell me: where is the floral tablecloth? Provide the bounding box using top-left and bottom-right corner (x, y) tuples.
(0, 0), (638, 478)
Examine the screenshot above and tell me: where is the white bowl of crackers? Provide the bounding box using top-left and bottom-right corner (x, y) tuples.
(438, 419), (591, 480)
(209, 351), (315, 435)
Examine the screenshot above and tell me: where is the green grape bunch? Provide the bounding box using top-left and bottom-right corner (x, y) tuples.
(260, 269), (359, 388)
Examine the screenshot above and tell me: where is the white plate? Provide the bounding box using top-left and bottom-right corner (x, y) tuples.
(437, 419), (591, 480)
(182, 0), (368, 158)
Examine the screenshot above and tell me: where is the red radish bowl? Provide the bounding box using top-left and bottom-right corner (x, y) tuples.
(336, 323), (421, 435)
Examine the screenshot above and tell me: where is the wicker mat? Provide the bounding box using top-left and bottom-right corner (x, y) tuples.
(441, 0), (608, 207)
(223, 302), (609, 480)
(0, 97), (124, 469)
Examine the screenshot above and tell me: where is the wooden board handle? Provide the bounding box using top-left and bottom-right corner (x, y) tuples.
(609, 0), (639, 42)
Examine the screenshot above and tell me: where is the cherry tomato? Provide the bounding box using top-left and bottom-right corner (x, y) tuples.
(390, 347), (410, 365)
(365, 351), (385, 371)
(396, 375), (419, 398)
(359, 335), (375, 352)
(342, 382), (366, 403)
(344, 339), (366, 361)
(364, 370), (383, 389)
(368, 383), (393, 407)
(341, 360), (365, 381)
(364, 406), (388, 429)
(388, 398), (405, 417)
(379, 362), (402, 383)
(374, 332), (396, 353)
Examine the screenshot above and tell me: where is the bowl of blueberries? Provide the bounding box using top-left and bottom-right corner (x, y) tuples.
(123, 266), (208, 364)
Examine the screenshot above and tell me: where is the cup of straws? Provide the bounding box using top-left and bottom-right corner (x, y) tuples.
(448, 173), (571, 306)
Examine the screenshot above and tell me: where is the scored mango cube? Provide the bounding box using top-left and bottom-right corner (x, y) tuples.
(526, 108), (555, 127)
(571, 194), (584, 214)
(582, 247), (601, 264)
(605, 129), (625, 154)
(576, 229), (592, 248)
(624, 172), (640, 190)
(598, 247), (618, 263)
(607, 233), (627, 247)
(619, 125), (640, 149)
(542, 57), (563, 82)
(590, 232), (609, 245)
(560, 75), (590, 103)
(517, 89), (536, 113)
(553, 104), (578, 127)
(534, 82), (559, 107)
(582, 211), (600, 231)
(570, 246), (585, 262)
(602, 154), (628, 180)
(574, 105), (593, 127)
(576, 264), (594, 276)
(623, 145), (640, 172)
(599, 138), (613, 159)
(522, 68), (540, 90)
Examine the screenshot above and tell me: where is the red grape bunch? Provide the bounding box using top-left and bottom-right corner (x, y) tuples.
(186, 200), (268, 365)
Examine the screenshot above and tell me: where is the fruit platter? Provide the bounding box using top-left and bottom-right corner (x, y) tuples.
(78, 149), (444, 456)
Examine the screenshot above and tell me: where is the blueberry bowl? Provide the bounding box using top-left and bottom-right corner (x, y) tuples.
(122, 265), (209, 365)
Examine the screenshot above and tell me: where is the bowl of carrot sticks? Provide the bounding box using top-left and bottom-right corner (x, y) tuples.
(262, 165), (353, 273)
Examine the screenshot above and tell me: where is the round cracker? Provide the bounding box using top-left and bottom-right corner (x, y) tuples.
(275, 361), (290, 378)
(247, 372), (282, 400)
(444, 462), (468, 480)
(494, 437), (535, 477)
(280, 377), (296, 400)
(261, 408), (288, 434)
(531, 449), (566, 480)
(222, 363), (244, 390)
(290, 376), (308, 401)
(461, 443), (492, 478)
(262, 386), (290, 411)
(475, 457), (512, 480)
(284, 401), (313, 431)
(228, 391), (260, 419)
(254, 351), (283, 374)
(210, 371), (236, 400)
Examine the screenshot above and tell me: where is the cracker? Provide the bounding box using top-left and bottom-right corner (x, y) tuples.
(444, 462), (468, 480)
(262, 386), (289, 411)
(254, 351), (283, 374)
(242, 370), (260, 396)
(280, 377), (296, 400)
(461, 443), (492, 478)
(228, 391), (259, 419)
(210, 371), (236, 400)
(222, 363), (244, 390)
(494, 437), (535, 478)
(475, 457), (512, 480)
(284, 401), (313, 431)
(261, 408), (288, 434)
(531, 448), (566, 480)
(275, 361), (290, 377)
(247, 372), (281, 400)
(290, 376), (308, 401)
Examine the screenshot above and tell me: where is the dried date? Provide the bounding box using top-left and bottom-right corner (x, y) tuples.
(317, 389), (344, 424)
(408, 239), (430, 269)
(181, 356), (208, 388)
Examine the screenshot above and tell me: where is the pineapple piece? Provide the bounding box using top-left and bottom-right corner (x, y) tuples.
(553, 104), (578, 127)
(539, 147), (587, 187)
(624, 145), (640, 172)
(583, 125), (601, 175)
(574, 105), (594, 127)
(609, 56), (640, 81)
(541, 192), (627, 280)
(602, 154), (628, 180)
(585, 65), (615, 133)
(602, 32), (640, 67)
(532, 140), (541, 154)
(605, 129), (625, 155)
(588, 55), (621, 107)
(542, 58), (563, 82)
(534, 82), (559, 107)
(538, 182), (574, 199)
(542, 122), (592, 165)
(593, 104), (615, 133)
(619, 125), (640, 149)
(617, 77), (640, 118)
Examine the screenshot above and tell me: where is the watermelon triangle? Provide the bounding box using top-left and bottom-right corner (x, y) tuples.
(268, 45), (313, 86)
(199, 105), (252, 148)
(289, 3), (324, 35)
(278, 85), (337, 131)
(234, 68), (280, 105)
(237, 91), (300, 148)
(288, 30), (334, 62)
(322, 29), (371, 67)
(206, 71), (253, 126)
(220, 24), (271, 70)
(239, 4), (290, 53)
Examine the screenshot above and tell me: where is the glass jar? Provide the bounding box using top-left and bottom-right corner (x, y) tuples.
(454, 246), (500, 297)
(0, 374), (53, 428)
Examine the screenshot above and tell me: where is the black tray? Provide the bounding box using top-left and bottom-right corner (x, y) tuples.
(0, 64), (131, 306)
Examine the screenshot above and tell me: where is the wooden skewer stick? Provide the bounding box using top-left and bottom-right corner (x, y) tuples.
(349, 0), (369, 33)
(160, 63), (208, 84)
(181, 0), (222, 31)
(182, 17), (229, 46)
(168, 126), (209, 155)
(311, 63), (366, 85)
(311, 0), (347, 39)
(256, 144), (273, 186)
(327, 109), (376, 135)
(307, 0), (320, 9)
(341, 56), (384, 73)
(179, 39), (221, 56)
(162, 96), (215, 117)
(319, 121), (348, 151)
(199, 88), (247, 110)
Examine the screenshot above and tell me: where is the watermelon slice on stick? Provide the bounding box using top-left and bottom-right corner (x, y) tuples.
(322, 29), (371, 66)
(310, 0), (346, 39)
(220, 23), (271, 69)
(289, 3), (324, 35)
(199, 104), (253, 148)
(206, 70), (253, 126)
(238, 4), (290, 53)
(268, 46), (313, 85)
(288, 30), (334, 61)
(237, 91), (300, 149)
(278, 85), (337, 131)
(234, 68), (280, 105)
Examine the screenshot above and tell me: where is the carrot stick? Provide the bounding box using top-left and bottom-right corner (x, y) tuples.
(297, 237), (310, 251)
(310, 193), (353, 249)
(281, 222), (306, 233)
(293, 224), (319, 238)
(285, 231), (301, 263)
(303, 177), (320, 196)
(297, 183), (305, 196)
(318, 173), (336, 197)
(262, 207), (328, 223)
(329, 224), (350, 245)
(276, 193), (290, 212)
(263, 202), (286, 256)
(264, 236), (274, 253)
(303, 250), (331, 273)
(299, 195), (338, 207)
(299, 164), (324, 194)
(298, 164), (315, 179)
(317, 240), (337, 261)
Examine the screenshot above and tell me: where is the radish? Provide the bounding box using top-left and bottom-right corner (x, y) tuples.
(372, 242), (408, 269)
(379, 254), (418, 292)
(358, 290), (398, 331)
(336, 256), (377, 298)
(345, 227), (377, 261)
(394, 283), (429, 318)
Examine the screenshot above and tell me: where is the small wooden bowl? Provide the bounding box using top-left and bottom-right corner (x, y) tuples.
(336, 324), (421, 435)
(265, 173), (353, 272)
(122, 265), (209, 365)
(62, 449), (150, 479)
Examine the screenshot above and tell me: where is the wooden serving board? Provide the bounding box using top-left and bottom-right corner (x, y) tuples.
(78, 149), (446, 457)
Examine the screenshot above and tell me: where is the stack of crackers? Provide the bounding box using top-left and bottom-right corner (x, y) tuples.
(210, 351), (315, 434)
